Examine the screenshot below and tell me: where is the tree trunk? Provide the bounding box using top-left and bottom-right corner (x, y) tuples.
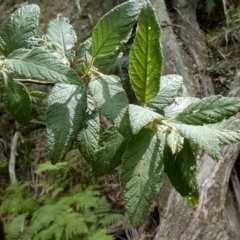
(150, 0), (240, 239)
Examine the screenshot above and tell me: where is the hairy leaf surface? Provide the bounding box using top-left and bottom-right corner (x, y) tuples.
(172, 123), (220, 160)
(47, 84), (87, 164)
(77, 96), (100, 163)
(47, 16), (77, 57)
(164, 139), (199, 206)
(5, 48), (83, 85)
(166, 129), (183, 154)
(76, 38), (92, 59)
(177, 95), (240, 125)
(1, 70), (31, 125)
(209, 117), (240, 145)
(93, 127), (127, 176)
(164, 97), (200, 119)
(0, 4), (40, 56)
(88, 75), (131, 136)
(121, 129), (165, 226)
(91, 1), (142, 59)
(147, 75), (183, 113)
(29, 91), (48, 106)
(129, 2), (162, 103)
(128, 104), (163, 134)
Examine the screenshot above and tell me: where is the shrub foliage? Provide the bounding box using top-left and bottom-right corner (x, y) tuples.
(1, 0), (240, 226)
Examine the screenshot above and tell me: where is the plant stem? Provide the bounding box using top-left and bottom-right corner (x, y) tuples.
(9, 131), (21, 185)
(166, 115), (177, 123)
(161, 120), (177, 131)
(82, 57), (95, 80)
(16, 79), (54, 85)
(90, 67), (105, 77)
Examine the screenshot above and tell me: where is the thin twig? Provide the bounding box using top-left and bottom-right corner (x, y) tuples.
(161, 120), (177, 131)
(9, 131), (21, 185)
(222, 0), (229, 28)
(16, 79), (55, 85)
(73, 0), (81, 12)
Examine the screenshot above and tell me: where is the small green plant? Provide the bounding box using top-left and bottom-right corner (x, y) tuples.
(1, 0), (240, 226)
(1, 155), (121, 240)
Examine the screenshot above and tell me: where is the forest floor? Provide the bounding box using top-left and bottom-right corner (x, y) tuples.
(200, 4), (240, 96)
(1, 1), (240, 239)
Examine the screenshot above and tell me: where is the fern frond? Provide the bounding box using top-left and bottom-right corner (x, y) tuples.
(0, 184), (38, 215)
(23, 224), (63, 240)
(66, 186), (100, 210)
(26, 204), (68, 235)
(6, 214), (27, 240)
(18, 197), (39, 214)
(98, 213), (123, 227)
(88, 229), (114, 240)
(57, 212), (89, 239)
(35, 161), (67, 174)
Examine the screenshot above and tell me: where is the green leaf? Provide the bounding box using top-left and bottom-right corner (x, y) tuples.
(147, 75), (183, 113)
(76, 38), (92, 59)
(163, 139), (199, 206)
(172, 123), (220, 160)
(93, 126), (127, 176)
(29, 91), (48, 106)
(91, 1), (142, 59)
(0, 4), (40, 56)
(208, 117), (240, 145)
(164, 97), (200, 119)
(46, 84), (87, 164)
(6, 214), (28, 240)
(128, 104), (163, 134)
(88, 75), (131, 136)
(4, 48), (83, 85)
(77, 95), (100, 163)
(94, 48), (121, 72)
(35, 161), (67, 174)
(47, 16), (77, 57)
(129, 2), (162, 103)
(166, 129), (183, 154)
(88, 229), (114, 240)
(0, 70), (31, 125)
(121, 129), (165, 226)
(176, 95), (240, 125)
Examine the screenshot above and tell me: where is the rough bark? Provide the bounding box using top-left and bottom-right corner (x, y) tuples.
(150, 0), (240, 239)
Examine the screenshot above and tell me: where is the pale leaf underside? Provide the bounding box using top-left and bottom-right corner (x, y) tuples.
(0, 4), (40, 56)
(177, 95), (240, 125)
(5, 48), (83, 85)
(121, 129), (164, 226)
(77, 95), (100, 163)
(47, 84), (87, 164)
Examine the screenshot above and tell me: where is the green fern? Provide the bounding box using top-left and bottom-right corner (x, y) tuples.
(19, 188), (121, 240)
(3, 159), (122, 240)
(35, 161), (67, 174)
(87, 229), (114, 240)
(6, 214), (27, 240)
(0, 183), (39, 216)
